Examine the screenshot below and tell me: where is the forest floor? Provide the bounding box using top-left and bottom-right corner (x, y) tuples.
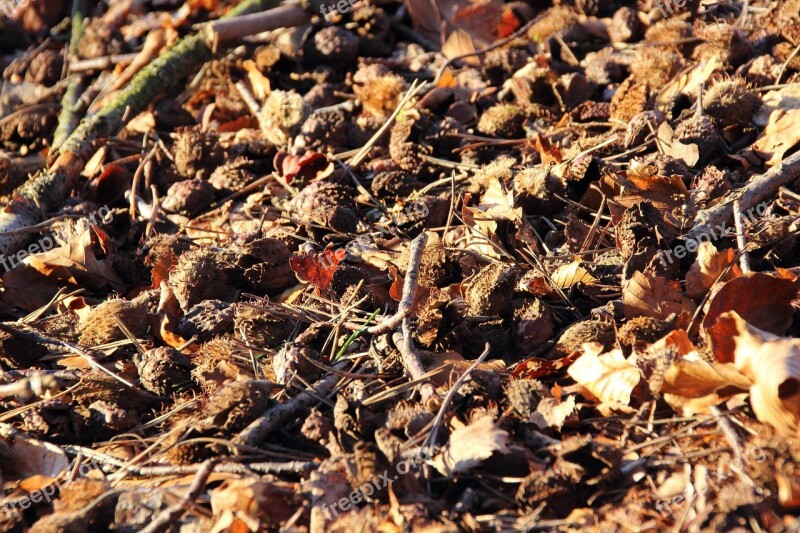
(1, 0), (800, 531)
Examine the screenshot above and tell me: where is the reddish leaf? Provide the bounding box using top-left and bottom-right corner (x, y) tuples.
(274, 151), (334, 183)
(512, 352), (582, 380)
(289, 246), (346, 292)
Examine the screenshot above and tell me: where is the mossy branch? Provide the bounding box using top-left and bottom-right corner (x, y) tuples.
(51, 0), (89, 154)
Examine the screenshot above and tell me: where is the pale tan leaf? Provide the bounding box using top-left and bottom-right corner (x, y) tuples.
(717, 312), (800, 437)
(0, 424), (69, 480)
(530, 395), (576, 430)
(750, 85), (800, 166)
(567, 343), (641, 405)
(551, 260), (598, 289)
(432, 415), (509, 475)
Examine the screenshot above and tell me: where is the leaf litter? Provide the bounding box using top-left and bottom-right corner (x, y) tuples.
(0, 0), (799, 531)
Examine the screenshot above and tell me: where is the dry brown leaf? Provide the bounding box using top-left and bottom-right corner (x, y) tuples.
(623, 271), (696, 322)
(750, 85), (800, 166)
(0, 424), (69, 482)
(655, 122), (700, 168)
(522, 260), (597, 297)
(685, 242), (742, 298)
(426, 351), (505, 388)
(703, 270), (800, 361)
(656, 56), (721, 109)
(567, 342), (641, 406)
(431, 415), (509, 475)
(713, 312), (800, 437)
(210, 477), (298, 533)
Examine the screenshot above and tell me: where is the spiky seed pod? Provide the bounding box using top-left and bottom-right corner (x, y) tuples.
(694, 23), (752, 66)
(704, 78), (761, 127)
(527, 6), (579, 41)
(514, 166), (567, 216)
(477, 104), (527, 138)
(161, 179), (215, 217)
(77, 22), (125, 60)
(176, 300), (234, 342)
(610, 78), (650, 123)
(608, 7), (643, 44)
(191, 336), (243, 394)
(550, 320), (616, 358)
(353, 64), (405, 119)
(208, 157), (256, 195)
(261, 90), (311, 145)
(169, 247), (239, 311)
(631, 48), (684, 87)
(675, 114), (725, 164)
(298, 109), (351, 152)
(371, 170), (420, 198)
(483, 47), (530, 85)
(133, 347), (193, 396)
(513, 298), (556, 354)
(644, 19), (693, 49)
(234, 305), (293, 350)
(78, 295), (151, 347)
(11, 48), (63, 85)
(505, 379), (549, 418)
(173, 129), (223, 179)
(197, 380), (273, 433)
(465, 263), (519, 316)
(310, 26), (359, 68)
(234, 238), (294, 292)
(290, 181), (359, 232)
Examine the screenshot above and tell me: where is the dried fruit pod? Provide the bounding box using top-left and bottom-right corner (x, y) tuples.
(309, 26), (359, 69)
(161, 179), (215, 217)
(389, 111), (431, 171)
(191, 336), (243, 394)
(576, 0), (619, 17)
(703, 77), (761, 127)
(370, 170), (420, 198)
(674, 114), (725, 165)
(77, 22), (125, 60)
(505, 379), (549, 418)
(550, 320), (615, 358)
(353, 64), (405, 120)
(234, 305), (293, 349)
(617, 316), (672, 352)
(693, 22), (753, 66)
(78, 295), (151, 347)
(208, 157), (257, 195)
(527, 6), (579, 41)
(197, 379), (273, 433)
(513, 298), (556, 354)
(477, 104), (527, 138)
(176, 300), (234, 342)
(610, 78), (651, 123)
(234, 237), (294, 292)
(465, 263), (518, 316)
(297, 109), (351, 153)
(644, 19), (693, 50)
(483, 47), (529, 86)
(173, 128), (223, 180)
(85, 400), (139, 439)
(290, 181), (359, 233)
(352, 5), (392, 56)
(631, 47), (684, 87)
(514, 167), (567, 216)
(133, 347), (193, 396)
(168, 247), (239, 311)
(261, 90), (311, 146)
(4, 48), (63, 86)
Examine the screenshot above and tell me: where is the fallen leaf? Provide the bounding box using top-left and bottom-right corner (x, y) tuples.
(567, 343), (641, 406)
(655, 122), (700, 167)
(714, 312), (800, 437)
(623, 271), (696, 322)
(289, 246), (346, 293)
(431, 415), (509, 475)
(0, 424), (69, 481)
(750, 85), (800, 166)
(685, 242), (742, 298)
(531, 395), (576, 430)
(512, 351), (581, 379)
(703, 271), (800, 361)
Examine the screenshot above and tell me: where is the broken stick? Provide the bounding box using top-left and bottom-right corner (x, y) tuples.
(686, 150), (800, 242)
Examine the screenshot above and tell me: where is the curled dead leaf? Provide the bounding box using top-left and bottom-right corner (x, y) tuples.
(685, 242), (741, 298)
(431, 416), (509, 476)
(567, 343), (641, 406)
(623, 271), (696, 323)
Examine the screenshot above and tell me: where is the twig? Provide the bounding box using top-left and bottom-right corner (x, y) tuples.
(686, 150), (800, 242)
(733, 199), (751, 273)
(139, 459), (216, 533)
(367, 232), (428, 335)
(128, 460), (317, 477)
(202, 3), (311, 45)
(51, 0), (89, 156)
(426, 343), (491, 453)
(235, 360), (349, 447)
